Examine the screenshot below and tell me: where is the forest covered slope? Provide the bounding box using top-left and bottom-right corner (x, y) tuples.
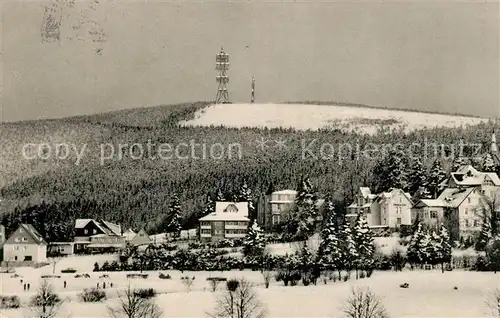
(0, 101), (496, 242)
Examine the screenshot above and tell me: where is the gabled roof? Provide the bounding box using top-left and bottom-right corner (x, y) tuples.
(199, 214), (250, 221)
(5, 224), (47, 245)
(437, 188), (476, 208)
(272, 189), (298, 195)
(74, 219), (121, 236)
(415, 199), (447, 208)
(359, 187), (371, 198)
(215, 202), (249, 216)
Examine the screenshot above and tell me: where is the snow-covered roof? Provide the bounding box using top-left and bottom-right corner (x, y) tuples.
(215, 202), (249, 216)
(360, 187), (371, 197)
(74, 219), (94, 229)
(199, 214), (250, 222)
(418, 199), (447, 207)
(272, 189), (298, 195)
(74, 219), (122, 236)
(437, 188), (476, 208)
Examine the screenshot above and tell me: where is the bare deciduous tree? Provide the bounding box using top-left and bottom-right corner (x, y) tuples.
(341, 286), (389, 318)
(208, 278), (267, 318)
(486, 288), (500, 318)
(30, 279), (63, 318)
(108, 284), (163, 318)
(182, 276), (194, 292)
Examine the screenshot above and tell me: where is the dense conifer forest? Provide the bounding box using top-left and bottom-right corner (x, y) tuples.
(0, 101), (497, 242)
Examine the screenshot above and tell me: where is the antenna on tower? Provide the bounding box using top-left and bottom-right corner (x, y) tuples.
(251, 76), (255, 103)
(215, 47), (230, 104)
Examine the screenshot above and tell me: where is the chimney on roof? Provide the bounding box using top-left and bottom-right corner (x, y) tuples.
(492, 131), (498, 154)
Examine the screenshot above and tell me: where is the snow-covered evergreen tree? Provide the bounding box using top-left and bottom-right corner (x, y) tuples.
(429, 159), (447, 199)
(451, 156), (467, 172)
(317, 208), (343, 271)
(199, 194), (215, 218)
(352, 214), (375, 270)
(437, 224), (452, 271)
(216, 188), (226, 201)
(340, 224), (358, 273)
(418, 230), (433, 265)
(408, 158), (429, 197)
(483, 153), (497, 173)
(407, 223), (425, 267)
(238, 179), (255, 219)
(294, 177), (319, 240)
(242, 221), (266, 258)
(476, 219), (492, 251)
(373, 149), (408, 192)
(166, 193), (182, 237)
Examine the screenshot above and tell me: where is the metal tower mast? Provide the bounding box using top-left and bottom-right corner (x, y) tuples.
(215, 47), (230, 104)
(251, 76), (255, 103)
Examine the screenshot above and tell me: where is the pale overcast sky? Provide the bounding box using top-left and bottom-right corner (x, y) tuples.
(1, 0), (499, 122)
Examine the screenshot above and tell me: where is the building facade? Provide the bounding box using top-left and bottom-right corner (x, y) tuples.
(74, 219), (125, 253)
(199, 202), (250, 242)
(3, 224), (47, 264)
(347, 187), (413, 229)
(47, 242), (75, 256)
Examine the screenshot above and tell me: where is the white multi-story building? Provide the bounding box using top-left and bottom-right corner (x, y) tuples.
(199, 202), (250, 242)
(347, 187), (413, 229)
(3, 224), (47, 264)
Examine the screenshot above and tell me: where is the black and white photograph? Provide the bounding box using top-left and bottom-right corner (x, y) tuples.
(0, 0), (499, 317)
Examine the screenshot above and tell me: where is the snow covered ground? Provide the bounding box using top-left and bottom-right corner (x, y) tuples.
(181, 103), (490, 134)
(2, 266), (500, 318)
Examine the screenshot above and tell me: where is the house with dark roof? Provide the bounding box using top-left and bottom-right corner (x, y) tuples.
(347, 187), (413, 229)
(3, 224), (47, 264)
(74, 219), (125, 253)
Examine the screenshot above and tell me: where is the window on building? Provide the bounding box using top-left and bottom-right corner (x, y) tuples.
(14, 246), (19, 250)
(468, 197), (471, 203)
(474, 219), (480, 227)
(23, 246), (27, 251)
(465, 219), (470, 227)
(430, 211), (438, 219)
(397, 218), (402, 225)
(93, 229), (97, 234)
(15, 238), (20, 242)
(84, 229), (88, 234)
(465, 209), (468, 215)
(19, 228), (23, 233)
(272, 215), (280, 225)
(22, 237), (27, 242)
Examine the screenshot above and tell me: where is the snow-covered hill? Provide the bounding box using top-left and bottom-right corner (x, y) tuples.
(182, 103), (490, 134)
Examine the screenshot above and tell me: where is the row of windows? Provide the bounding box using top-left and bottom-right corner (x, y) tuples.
(14, 237), (28, 243)
(419, 211), (439, 219)
(83, 229), (98, 235)
(463, 219), (481, 228)
(225, 221), (247, 226)
(200, 229), (247, 235)
(200, 221), (247, 226)
(10, 245), (28, 251)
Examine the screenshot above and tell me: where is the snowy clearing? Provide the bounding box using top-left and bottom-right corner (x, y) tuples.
(181, 103), (490, 134)
(2, 268), (500, 318)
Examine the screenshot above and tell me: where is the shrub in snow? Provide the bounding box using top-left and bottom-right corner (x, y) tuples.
(0, 295), (20, 309)
(60, 268), (77, 273)
(134, 288), (156, 299)
(226, 279), (240, 292)
(158, 272), (171, 279)
(79, 288), (106, 302)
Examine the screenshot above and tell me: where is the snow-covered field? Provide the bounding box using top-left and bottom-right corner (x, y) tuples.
(181, 103), (490, 134)
(3, 265), (500, 318)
